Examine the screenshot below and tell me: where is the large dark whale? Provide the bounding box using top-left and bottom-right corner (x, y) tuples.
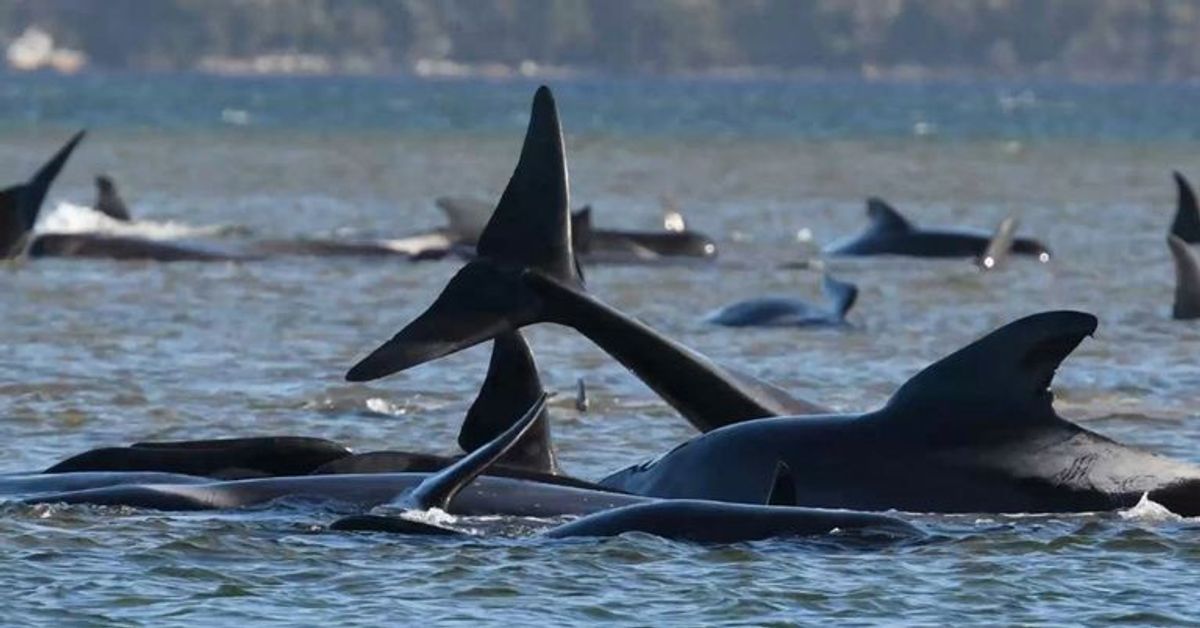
(825, 197), (1050, 260)
(343, 86), (1200, 517)
(1171, 171), (1200, 243)
(704, 273), (857, 328)
(1168, 234), (1200, 320)
(346, 86), (827, 435)
(330, 402), (917, 542)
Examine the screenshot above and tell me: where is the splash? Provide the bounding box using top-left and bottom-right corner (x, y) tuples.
(36, 201), (238, 240)
(1118, 493), (1181, 523)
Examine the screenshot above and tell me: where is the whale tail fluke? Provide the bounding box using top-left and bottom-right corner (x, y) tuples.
(1172, 172), (1200, 243)
(402, 393), (547, 512)
(1168, 234), (1200, 320)
(1, 130), (86, 258)
(977, 216), (1019, 271)
(459, 332), (559, 474)
(346, 86), (578, 382)
(821, 273), (858, 321)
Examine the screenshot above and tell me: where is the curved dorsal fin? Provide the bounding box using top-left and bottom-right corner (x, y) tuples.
(977, 216), (1019, 271)
(884, 311), (1097, 432)
(866, 197), (913, 233)
(459, 331), (559, 474)
(402, 393), (547, 511)
(94, 175), (132, 221)
(1168, 235), (1200, 320)
(820, 273), (858, 321)
(1172, 172), (1200, 243)
(476, 86), (577, 283)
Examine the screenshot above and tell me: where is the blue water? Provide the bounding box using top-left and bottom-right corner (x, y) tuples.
(2, 74), (1200, 625)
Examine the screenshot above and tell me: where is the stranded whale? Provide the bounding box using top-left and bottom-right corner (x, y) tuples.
(704, 273), (857, 328)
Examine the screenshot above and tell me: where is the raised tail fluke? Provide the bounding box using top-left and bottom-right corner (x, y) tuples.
(977, 216), (1019, 271)
(821, 273), (858, 321)
(346, 86), (578, 382)
(1168, 234), (1200, 320)
(0, 130), (86, 258)
(1172, 172), (1200, 243)
(400, 393), (548, 512)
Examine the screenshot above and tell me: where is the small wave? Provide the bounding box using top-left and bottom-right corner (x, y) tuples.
(1118, 493), (1181, 523)
(36, 201), (243, 240)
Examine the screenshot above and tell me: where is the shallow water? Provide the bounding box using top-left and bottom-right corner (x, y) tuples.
(2, 75), (1200, 624)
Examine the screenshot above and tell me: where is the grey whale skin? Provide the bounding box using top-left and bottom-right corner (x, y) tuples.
(704, 273), (857, 328)
(345, 86), (1200, 517)
(825, 197), (1050, 259)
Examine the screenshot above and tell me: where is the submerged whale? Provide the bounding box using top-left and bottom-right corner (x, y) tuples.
(344, 86), (1200, 517)
(825, 197), (1050, 260)
(704, 273), (857, 328)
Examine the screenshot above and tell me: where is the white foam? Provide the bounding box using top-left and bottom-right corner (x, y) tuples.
(36, 201), (234, 240)
(1118, 493), (1181, 523)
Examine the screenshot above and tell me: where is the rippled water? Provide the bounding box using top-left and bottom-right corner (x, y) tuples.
(2, 76), (1200, 624)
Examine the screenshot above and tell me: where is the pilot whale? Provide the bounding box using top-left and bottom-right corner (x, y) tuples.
(825, 197), (1050, 260)
(1168, 234), (1200, 320)
(704, 273), (857, 328)
(343, 86), (1200, 517)
(1171, 171), (1200, 244)
(346, 86), (827, 434)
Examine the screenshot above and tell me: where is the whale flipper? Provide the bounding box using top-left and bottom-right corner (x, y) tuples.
(884, 310), (1097, 432)
(460, 332), (559, 474)
(866, 197), (914, 234)
(1, 130), (86, 258)
(346, 86), (578, 382)
(976, 216), (1018, 271)
(94, 175), (132, 221)
(821, 274), (858, 321)
(402, 393), (547, 511)
(1172, 172), (1200, 243)
(1168, 235), (1200, 320)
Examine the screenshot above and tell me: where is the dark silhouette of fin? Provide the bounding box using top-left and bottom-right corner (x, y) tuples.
(1172, 172), (1200, 243)
(821, 273), (858, 321)
(866, 197), (913, 233)
(1168, 234), (1200, 320)
(94, 175), (132, 221)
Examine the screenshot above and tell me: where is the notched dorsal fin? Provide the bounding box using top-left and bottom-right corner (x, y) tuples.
(1172, 172), (1200, 243)
(477, 86), (577, 283)
(459, 331), (558, 474)
(885, 311), (1097, 428)
(403, 393), (547, 511)
(435, 196), (494, 242)
(766, 461), (797, 506)
(977, 216), (1019, 271)
(1168, 234), (1200, 320)
(821, 273), (858, 320)
(866, 197), (913, 233)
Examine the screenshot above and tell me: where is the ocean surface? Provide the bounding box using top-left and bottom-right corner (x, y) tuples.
(2, 74), (1200, 625)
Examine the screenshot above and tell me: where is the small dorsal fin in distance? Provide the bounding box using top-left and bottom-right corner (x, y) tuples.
(883, 311), (1098, 432)
(94, 175), (132, 221)
(459, 331), (559, 474)
(821, 273), (858, 321)
(401, 393), (547, 512)
(575, 377), (589, 412)
(435, 196), (494, 243)
(571, 206), (593, 254)
(345, 87), (578, 382)
(766, 461), (797, 506)
(866, 197), (913, 233)
(1172, 172), (1200, 243)
(977, 216), (1019, 271)
(1168, 235), (1200, 320)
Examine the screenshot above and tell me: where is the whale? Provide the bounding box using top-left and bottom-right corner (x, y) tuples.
(94, 174), (131, 221)
(704, 273), (857, 328)
(1167, 234), (1200, 320)
(825, 197), (1050, 260)
(346, 85), (828, 435)
(1171, 171), (1200, 244)
(330, 402), (917, 542)
(1, 130), (86, 258)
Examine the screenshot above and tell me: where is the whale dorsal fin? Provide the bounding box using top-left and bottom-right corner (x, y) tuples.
(435, 196), (494, 242)
(821, 273), (858, 321)
(571, 206), (594, 254)
(883, 311), (1097, 432)
(866, 197), (913, 234)
(459, 331), (559, 474)
(977, 216), (1019, 271)
(94, 175), (132, 221)
(0, 130), (85, 259)
(477, 86), (578, 283)
(1172, 172), (1200, 243)
(402, 393), (547, 511)
(1168, 235), (1200, 320)
(766, 461), (797, 506)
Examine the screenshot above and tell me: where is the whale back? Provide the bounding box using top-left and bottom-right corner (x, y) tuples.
(1168, 235), (1200, 320)
(1172, 171), (1200, 243)
(460, 331), (559, 474)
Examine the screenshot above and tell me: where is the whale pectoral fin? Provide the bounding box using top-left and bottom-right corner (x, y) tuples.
(459, 332), (559, 475)
(821, 273), (859, 321)
(1168, 235), (1200, 320)
(25, 130), (86, 221)
(976, 216), (1019, 271)
(1172, 171), (1200, 243)
(329, 514), (464, 536)
(866, 197), (914, 233)
(884, 311), (1098, 431)
(766, 461), (797, 506)
(403, 393), (548, 511)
